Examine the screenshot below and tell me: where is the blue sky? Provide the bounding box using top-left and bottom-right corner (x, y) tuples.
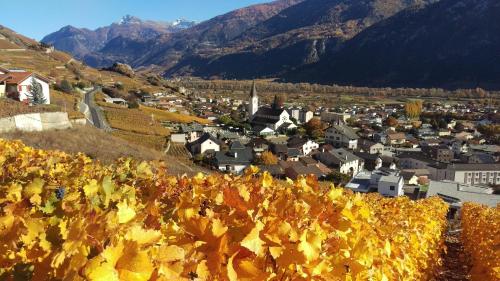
(2, 0), (272, 40)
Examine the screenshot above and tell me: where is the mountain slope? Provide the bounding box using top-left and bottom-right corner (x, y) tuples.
(164, 0), (436, 78)
(131, 0), (304, 69)
(42, 15), (196, 67)
(287, 0), (500, 88)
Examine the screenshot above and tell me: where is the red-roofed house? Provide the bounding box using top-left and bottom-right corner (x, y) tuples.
(0, 69), (50, 104)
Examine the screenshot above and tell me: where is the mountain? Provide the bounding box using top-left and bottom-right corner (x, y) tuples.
(42, 0), (303, 69)
(286, 0), (500, 88)
(161, 0), (437, 78)
(130, 0), (305, 69)
(41, 15), (196, 67)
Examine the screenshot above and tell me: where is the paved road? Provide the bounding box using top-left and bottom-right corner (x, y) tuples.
(83, 88), (111, 131)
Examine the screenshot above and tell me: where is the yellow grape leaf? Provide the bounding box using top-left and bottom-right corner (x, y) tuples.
(211, 218), (228, 238)
(237, 184), (251, 202)
(102, 240), (125, 267)
(102, 176), (115, 208)
(6, 183), (22, 202)
(85, 258), (120, 281)
(125, 225), (161, 245)
(269, 246), (283, 259)
(158, 261), (184, 279)
(116, 243), (154, 281)
(327, 188), (343, 202)
(262, 172), (273, 188)
(0, 213), (15, 236)
(83, 179), (99, 197)
(137, 162), (153, 178)
(384, 240), (391, 257)
(196, 260), (210, 280)
(298, 229), (323, 262)
(241, 221), (266, 257)
(24, 178), (44, 205)
(157, 245), (185, 262)
(117, 201), (136, 224)
(227, 251), (239, 281)
(247, 165), (259, 175)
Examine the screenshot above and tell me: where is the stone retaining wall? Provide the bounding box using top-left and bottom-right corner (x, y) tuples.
(0, 112), (72, 133)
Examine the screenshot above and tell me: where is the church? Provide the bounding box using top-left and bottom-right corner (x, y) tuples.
(248, 82), (296, 135)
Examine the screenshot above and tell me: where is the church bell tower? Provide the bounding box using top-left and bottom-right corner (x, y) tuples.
(249, 81), (259, 118)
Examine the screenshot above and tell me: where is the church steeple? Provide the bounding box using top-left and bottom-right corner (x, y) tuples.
(248, 81), (259, 117)
(249, 80), (257, 98)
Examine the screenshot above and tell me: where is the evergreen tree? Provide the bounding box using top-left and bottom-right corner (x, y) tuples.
(59, 79), (73, 93)
(27, 78), (46, 105)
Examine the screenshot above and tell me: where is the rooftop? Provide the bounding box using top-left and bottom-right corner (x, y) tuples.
(426, 181), (499, 207)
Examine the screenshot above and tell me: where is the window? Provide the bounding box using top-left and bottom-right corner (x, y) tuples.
(390, 186), (395, 191)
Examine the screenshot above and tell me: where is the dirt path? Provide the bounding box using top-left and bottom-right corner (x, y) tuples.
(434, 230), (471, 281)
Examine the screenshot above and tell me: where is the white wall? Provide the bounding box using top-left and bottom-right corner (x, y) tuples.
(339, 160), (360, 175)
(200, 140), (220, 154)
(302, 140), (319, 155)
(378, 178), (404, 197)
(171, 133), (187, 144)
(0, 112), (71, 133)
(17, 76), (50, 105)
(218, 164), (247, 174)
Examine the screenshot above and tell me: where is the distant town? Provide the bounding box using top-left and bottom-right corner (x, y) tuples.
(117, 80), (500, 212)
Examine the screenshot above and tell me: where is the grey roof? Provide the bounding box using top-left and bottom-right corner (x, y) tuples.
(259, 164), (284, 176)
(287, 148), (302, 158)
(230, 141), (245, 150)
(180, 123), (204, 133)
(215, 147), (254, 165)
(396, 152), (435, 164)
(447, 163), (500, 171)
(427, 181), (500, 207)
(188, 133), (220, 147)
(253, 107), (286, 119)
(330, 125), (359, 139)
(379, 175), (402, 184)
(287, 136), (308, 148)
(271, 143), (288, 154)
(329, 148), (360, 163)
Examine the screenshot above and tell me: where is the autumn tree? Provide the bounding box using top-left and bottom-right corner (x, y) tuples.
(385, 116), (399, 127)
(259, 151), (278, 165)
(305, 118), (324, 139)
(405, 100), (423, 120)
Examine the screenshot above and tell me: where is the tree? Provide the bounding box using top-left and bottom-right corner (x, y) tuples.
(385, 116), (398, 127)
(305, 118), (323, 139)
(405, 100), (423, 119)
(259, 151), (278, 165)
(59, 80), (73, 93)
(26, 78), (46, 105)
(326, 171), (351, 186)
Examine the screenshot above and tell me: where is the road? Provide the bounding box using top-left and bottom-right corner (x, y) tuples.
(83, 88), (112, 131)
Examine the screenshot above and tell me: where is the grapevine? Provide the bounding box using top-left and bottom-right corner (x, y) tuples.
(461, 203), (500, 281)
(0, 139), (449, 280)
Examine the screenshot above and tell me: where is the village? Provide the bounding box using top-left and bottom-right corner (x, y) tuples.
(141, 81), (500, 211)
(1, 63), (499, 212)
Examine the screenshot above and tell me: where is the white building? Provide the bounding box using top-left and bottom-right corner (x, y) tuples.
(437, 164), (500, 186)
(0, 69), (51, 104)
(315, 148), (364, 175)
(287, 137), (319, 156)
(346, 168), (404, 197)
(321, 112), (351, 124)
(325, 124), (359, 150)
(299, 110), (314, 124)
(187, 133), (221, 155)
(248, 81), (259, 117)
